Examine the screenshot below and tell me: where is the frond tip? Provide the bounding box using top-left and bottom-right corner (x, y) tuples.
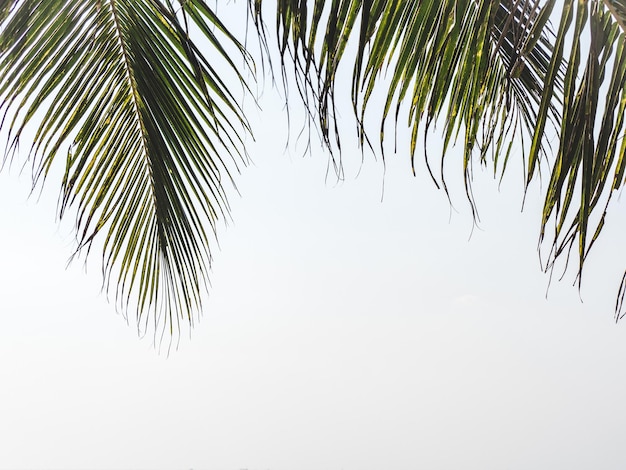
(0, 0), (252, 339)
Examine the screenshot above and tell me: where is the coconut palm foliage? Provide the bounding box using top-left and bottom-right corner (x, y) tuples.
(251, 0), (626, 319)
(0, 0), (251, 337)
(3, 0), (626, 336)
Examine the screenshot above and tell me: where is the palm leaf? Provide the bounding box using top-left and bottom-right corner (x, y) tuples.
(539, 0), (626, 318)
(252, 0), (626, 319)
(0, 0), (252, 339)
(252, 0), (559, 196)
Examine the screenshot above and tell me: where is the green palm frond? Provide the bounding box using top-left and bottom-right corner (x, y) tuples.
(540, 0), (626, 316)
(252, 0), (626, 319)
(4, 0), (626, 335)
(0, 0), (252, 338)
(252, 0), (560, 198)
(604, 0), (626, 31)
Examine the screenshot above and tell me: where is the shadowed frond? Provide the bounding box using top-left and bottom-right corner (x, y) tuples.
(0, 0), (252, 339)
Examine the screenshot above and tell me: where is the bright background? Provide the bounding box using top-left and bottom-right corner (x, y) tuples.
(2, 3), (626, 469)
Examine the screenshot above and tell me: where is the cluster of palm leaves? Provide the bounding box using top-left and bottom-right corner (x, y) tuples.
(2, 0), (626, 337)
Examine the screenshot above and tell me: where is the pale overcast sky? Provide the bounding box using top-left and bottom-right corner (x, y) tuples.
(2, 3), (626, 469)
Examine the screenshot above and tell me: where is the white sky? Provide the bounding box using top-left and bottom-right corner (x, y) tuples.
(3, 2), (626, 469)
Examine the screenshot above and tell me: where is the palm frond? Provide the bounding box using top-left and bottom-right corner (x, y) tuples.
(252, 0), (559, 194)
(537, 0), (626, 318)
(252, 0), (626, 319)
(0, 0), (252, 339)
